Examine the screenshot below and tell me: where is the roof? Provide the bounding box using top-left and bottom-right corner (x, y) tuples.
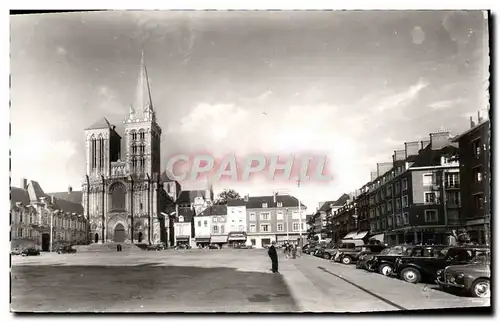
(317, 194), (350, 212)
(452, 119), (490, 141)
(410, 144), (459, 168)
(227, 199), (247, 206)
(10, 187), (31, 208)
(198, 205), (227, 217)
(85, 117), (113, 130)
(246, 195), (307, 209)
(175, 207), (195, 223)
(49, 191), (83, 204)
(177, 190), (206, 205)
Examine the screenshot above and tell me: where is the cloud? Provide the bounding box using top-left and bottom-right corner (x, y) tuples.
(56, 46), (67, 55)
(375, 78), (429, 112)
(429, 98), (464, 110)
(96, 85), (124, 115)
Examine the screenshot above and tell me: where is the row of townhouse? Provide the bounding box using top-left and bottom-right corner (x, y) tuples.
(171, 191), (310, 249)
(323, 111), (490, 246)
(11, 179), (87, 250)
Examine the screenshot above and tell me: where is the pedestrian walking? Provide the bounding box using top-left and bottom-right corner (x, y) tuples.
(268, 241), (279, 273)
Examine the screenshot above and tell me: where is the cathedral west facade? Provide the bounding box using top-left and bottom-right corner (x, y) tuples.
(82, 52), (174, 245)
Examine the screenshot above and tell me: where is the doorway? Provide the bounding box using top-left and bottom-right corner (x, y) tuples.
(114, 224), (126, 243)
(94, 233), (99, 243)
(41, 233), (50, 251)
(138, 232), (143, 243)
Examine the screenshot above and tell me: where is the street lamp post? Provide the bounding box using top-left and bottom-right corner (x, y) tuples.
(285, 208), (289, 242)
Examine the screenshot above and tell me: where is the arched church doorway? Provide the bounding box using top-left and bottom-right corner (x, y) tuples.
(94, 233), (99, 243)
(138, 232), (143, 243)
(114, 224), (126, 243)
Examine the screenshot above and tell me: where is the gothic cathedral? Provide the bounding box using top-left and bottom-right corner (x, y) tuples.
(82, 51), (172, 245)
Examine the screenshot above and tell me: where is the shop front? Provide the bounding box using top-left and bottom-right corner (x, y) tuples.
(227, 232), (247, 247)
(211, 235), (228, 248)
(466, 218), (491, 245)
(195, 236), (211, 248)
(175, 235), (190, 246)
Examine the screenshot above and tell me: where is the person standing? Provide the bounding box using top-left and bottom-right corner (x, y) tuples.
(268, 241), (279, 273)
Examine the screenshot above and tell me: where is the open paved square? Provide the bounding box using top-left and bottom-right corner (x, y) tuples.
(11, 249), (491, 313)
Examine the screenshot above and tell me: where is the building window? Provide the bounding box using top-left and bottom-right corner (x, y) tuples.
(424, 192), (436, 204)
(447, 191), (461, 207)
(473, 167), (483, 183)
(386, 185), (392, 197)
(277, 202), (283, 207)
(474, 194), (484, 209)
(472, 138), (481, 158)
(221, 225), (225, 234)
(213, 226), (219, 233)
(249, 213), (256, 221)
(178, 216), (184, 222)
(446, 173), (460, 188)
(402, 212), (409, 225)
(260, 212), (270, 221)
(402, 195), (408, 207)
(387, 200), (393, 213)
(425, 210), (438, 223)
(422, 174), (434, 186)
(301, 222), (305, 231)
(239, 219), (243, 223)
(276, 211), (284, 220)
(260, 224), (270, 232)
(395, 199), (401, 211)
(277, 223), (284, 232)
(387, 216), (393, 227)
(395, 215), (401, 226)
(204, 220), (207, 227)
(395, 182), (400, 193)
(262, 203), (268, 208)
(197, 221), (201, 227)
(402, 178), (408, 191)
(212, 217), (217, 223)
(238, 225), (244, 231)
(218, 216), (224, 222)
(293, 222), (300, 231)
(249, 224), (256, 232)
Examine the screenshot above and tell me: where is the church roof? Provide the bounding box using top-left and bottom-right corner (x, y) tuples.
(177, 190), (206, 205)
(49, 191), (83, 205)
(85, 117), (113, 130)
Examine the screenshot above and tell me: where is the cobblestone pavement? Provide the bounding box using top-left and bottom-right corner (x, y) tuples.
(11, 249), (491, 313)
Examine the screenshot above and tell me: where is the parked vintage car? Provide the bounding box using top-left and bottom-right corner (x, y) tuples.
(394, 245), (490, 284)
(322, 239), (365, 260)
(21, 248), (40, 256)
(174, 244), (192, 250)
(366, 245), (444, 276)
(234, 244), (253, 249)
(436, 253), (490, 298)
(146, 243), (166, 251)
(335, 244), (388, 265)
(56, 245), (77, 254)
(356, 245), (395, 269)
(11, 248), (23, 256)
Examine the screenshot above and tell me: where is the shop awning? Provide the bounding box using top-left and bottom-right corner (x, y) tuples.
(369, 234), (385, 243)
(276, 235), (292, 242)
(353, 231), (369, 239)
(175, 236), (190, 241)
(343, 232), (357, 239)
(211, 235), (228, 243)
(227, 232), (247, 241)
(195, 236), (211, 242)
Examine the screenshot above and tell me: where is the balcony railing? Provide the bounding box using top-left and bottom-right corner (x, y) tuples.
(445, 182), (460, 189)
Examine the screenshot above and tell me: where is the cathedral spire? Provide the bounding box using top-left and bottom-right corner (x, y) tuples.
(134, 49), (155, 122)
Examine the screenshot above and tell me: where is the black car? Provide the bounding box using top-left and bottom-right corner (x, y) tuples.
(366, 245), (441, 276)
(146, 243), (165, 251)
(56, 245), (77, 254)
(355, 245), (391, 269)
(335, 244), (387, 265)
(21, 248), (40, 256)
(394, 245), (490, 284)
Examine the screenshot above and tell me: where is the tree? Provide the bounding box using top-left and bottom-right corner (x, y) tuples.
(214, 189), (241, 205)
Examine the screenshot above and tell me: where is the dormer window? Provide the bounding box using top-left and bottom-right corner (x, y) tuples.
(262, 202), (268, 208)
(178, 216), (184, 222)
(277, 202), (283, 208)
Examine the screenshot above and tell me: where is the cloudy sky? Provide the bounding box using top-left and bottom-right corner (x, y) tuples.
(10, 10), (489, 210)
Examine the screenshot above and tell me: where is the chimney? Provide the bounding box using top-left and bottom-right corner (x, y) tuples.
(244, 194), (249, 202)
(20, 178), (27, 190)
(470, 116), (476, 128)
(420, 140), (431, 150)
(370, 171), (378, 181)
(429, 131), (450, 150)
(377, 162), (392, 177)
(273, 191), (277, 203)
(51, 195), (54, 204)
(393, 150), (406, 163)
(478, 111), (483, 123)
(68, 185), (73, 194)
(404, 141), (420, 159)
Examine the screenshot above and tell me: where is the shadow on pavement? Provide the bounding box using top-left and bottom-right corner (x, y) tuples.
(11, 264), (298, 312)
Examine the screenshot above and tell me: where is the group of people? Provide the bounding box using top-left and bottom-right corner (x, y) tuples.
(267, 241), (300, 274)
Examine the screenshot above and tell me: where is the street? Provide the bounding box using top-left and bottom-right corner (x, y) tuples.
(11, 249), (490, 313)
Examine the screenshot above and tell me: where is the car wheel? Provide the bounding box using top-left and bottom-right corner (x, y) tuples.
(471, 279), (490, 298)
(401, 267), (421, 284)
(323, 253), (331, 260)
(378, 264), (393, 276)
(342, 256), (352, 265)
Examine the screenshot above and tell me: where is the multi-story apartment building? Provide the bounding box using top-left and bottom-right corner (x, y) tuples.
(174, 207), (195, 247)
(226, 199), (247, 246)
(331, 131), (462, 246)
(208, 205), (228, 247)
(313, 194), (350, 240)
(11, 179), (87, 250)
(193, 209), (212, 247)
(246, 193), (307, 248)
(453, 112), (490, 245)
